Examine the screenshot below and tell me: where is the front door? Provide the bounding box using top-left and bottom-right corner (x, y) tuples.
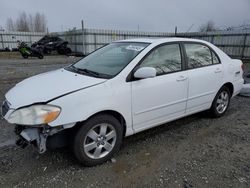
(131, 43), (188, 132)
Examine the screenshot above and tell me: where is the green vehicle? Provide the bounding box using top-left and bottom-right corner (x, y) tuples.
(17, 41), (44, 59)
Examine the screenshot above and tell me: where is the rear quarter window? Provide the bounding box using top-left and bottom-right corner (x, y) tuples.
(212, 51), (220, 64)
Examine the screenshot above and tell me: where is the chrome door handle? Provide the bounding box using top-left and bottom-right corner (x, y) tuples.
(214, 68), (222, 73)
(235, 71), (240, 75)
(176, 75), (187, 81)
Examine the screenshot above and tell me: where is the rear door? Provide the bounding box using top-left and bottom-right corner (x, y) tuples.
(183, 43), (223, 114)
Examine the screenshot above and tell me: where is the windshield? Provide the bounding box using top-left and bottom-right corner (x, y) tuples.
(67, 42), (149, 78)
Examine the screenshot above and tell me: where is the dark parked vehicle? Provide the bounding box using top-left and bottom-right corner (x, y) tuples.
(17, 41), (44, 59)
(32, 35), (72, 55)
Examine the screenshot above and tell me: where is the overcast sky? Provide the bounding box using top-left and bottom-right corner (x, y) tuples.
(1, 0), (250, 33)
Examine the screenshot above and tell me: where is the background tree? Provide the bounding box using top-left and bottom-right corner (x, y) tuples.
(6, 18), (15, 31)
(28, 14), (34, 32)
(16, 12), (30, 31)
(5, 11), (47, 32)
(199, 21), (218, 32)
(34, 13), (46, 32)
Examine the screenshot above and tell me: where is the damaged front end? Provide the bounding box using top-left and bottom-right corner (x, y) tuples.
(15, 125), (67, 153)
(2, 100), (74, 154)
(15, 125), (48, 153)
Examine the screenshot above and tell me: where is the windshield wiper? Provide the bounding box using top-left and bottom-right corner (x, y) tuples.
(78, 68), (101, 77)
(68, 65), (112, 78)
(68, 65), (79, 72)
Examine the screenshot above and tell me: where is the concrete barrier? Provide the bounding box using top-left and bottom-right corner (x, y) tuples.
(240, 84), (250, 97)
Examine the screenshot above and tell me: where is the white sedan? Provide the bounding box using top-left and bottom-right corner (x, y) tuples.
(1, 38), (244, 166)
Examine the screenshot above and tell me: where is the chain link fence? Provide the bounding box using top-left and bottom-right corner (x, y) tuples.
(1, 29), (250, 59)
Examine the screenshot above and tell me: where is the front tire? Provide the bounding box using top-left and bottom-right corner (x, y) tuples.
(73, 114), (123, 166)
(210, 86), (231, 117)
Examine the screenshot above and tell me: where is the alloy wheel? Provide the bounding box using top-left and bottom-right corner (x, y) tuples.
(83, 123), (117, 159)
(216, 91), (229, 114)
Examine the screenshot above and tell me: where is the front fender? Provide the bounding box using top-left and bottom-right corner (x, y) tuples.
(48, 80), (133, 135)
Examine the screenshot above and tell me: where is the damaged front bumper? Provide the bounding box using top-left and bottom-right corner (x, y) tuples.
(14, 123), (75, 153)
(2, 100), (75, 154)
(15, 125), (53, 153)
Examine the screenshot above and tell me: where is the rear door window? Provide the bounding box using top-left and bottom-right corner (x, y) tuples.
(184, 43), (213, 69)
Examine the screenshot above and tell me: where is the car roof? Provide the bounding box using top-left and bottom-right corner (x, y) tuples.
(115, 37), (208, 45)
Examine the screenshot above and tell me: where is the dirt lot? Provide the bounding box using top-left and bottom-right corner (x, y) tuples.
(0, 56), (250, 188)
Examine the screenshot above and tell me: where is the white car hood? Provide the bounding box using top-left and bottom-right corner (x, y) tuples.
(6, 68), (106, 109)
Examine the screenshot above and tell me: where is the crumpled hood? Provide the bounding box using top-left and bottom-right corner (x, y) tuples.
(6, 68), (106, 109)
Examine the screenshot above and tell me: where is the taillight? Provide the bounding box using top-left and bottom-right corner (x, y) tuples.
(241, 63), (244, 71)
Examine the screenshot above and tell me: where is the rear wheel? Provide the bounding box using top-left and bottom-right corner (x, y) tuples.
(210, 86), (231, 117)
(22, 54), (28, 59)
(65, 47), (72, 55)
(38, 54), (44, 59)
(73, 114), (123, 166)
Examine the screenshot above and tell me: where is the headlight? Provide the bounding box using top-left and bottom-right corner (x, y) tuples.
(7, 105), (61, 125)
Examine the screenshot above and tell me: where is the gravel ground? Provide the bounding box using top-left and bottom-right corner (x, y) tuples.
(0, 56), (250, 188)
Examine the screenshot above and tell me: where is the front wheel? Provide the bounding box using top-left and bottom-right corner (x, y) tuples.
(73, 114), (123, 166)
(210, 86), (231, 117)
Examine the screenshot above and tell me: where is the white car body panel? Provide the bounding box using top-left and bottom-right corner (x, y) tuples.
(3, 38), (244, 138)
(131, 71), (188, 132)
(186, 64), (223, 114)
(48, 79), (134, 136)
(5, 69), (106, 109)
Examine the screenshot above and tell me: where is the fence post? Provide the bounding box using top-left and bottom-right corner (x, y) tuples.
(94, 33), (97, 50)
(0, 33), (4, 49)
(175, 26), (177, 36)
(211, 35), (215, 44)
(81, 20), (86, 55)
(29, 35), (32, 46)
(74, 30), (77, 53)
(241, 33), (247, 59)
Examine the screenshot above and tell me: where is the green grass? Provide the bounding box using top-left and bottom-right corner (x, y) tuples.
(0, 52), (21, 59)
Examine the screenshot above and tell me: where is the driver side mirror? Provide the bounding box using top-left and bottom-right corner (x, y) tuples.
(134, 67), (157, 79)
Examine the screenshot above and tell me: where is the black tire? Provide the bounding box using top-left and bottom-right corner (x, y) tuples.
(65, 47), (72, 55)
(38, 54), (44, 59)
(210, 86), (231, 118)
(73, 114), (123, 166)
(57, 49), (64, 55)
(22, 54), (28, 59)
(43, 48), (51, 54)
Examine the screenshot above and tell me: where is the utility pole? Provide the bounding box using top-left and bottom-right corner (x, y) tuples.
(175, 26), (177, 36)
